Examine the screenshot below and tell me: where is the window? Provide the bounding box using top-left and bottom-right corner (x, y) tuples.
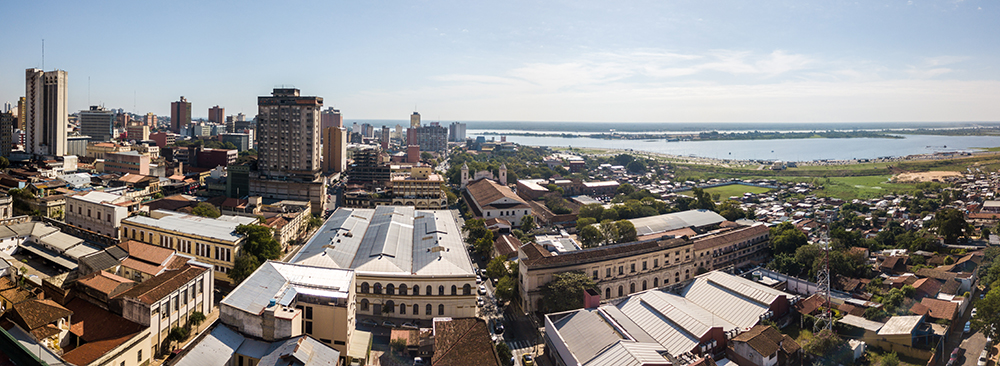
(198, 279), (203, 294)
(191, 286), (196, 301)
(88, 209), (91, 217)
(463, 284), (471, 295)
(592, 270), (598, 280)
(654, 259), (659, 268)
(400, 303), (406, 315)
(140, 231), (144, 242)
(138, 350), (142, 363)
(374, 283), (382, 294)
(360, 299), (369, 311)
(438, 304), (445, 315)
(427, 285), (433, 295)
(239, 356), (244, 366)
(173, 296), (178, 312)
(618, 266), (623, 275)
(654, 278), (659, 287)
(451, 285), (457, 295)
(400, 284), (408, 295)
(618, 286), (623, 297)
(605, 288), (611, 299)
(305, 321), (313, 334)
(97, 212), (101, 220)
(413, 285), (419, 295)
(182, 290), (188, 305)
(305, 307), (313, 320)
(642, 280), (647, 291)
(413, 304), (419, 315)
(629, 283), (635, 294)
(606, 268), (611, 278)
(642, 261), (647, 270)
(630, 264), (635, 273)
(439, 285), (445, 295)
(361, 282), (370, 293)
(386, 284), (395, 295)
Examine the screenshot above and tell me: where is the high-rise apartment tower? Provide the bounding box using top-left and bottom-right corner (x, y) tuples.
(257, 88), (322, 180)
(25, 69), (68, 156)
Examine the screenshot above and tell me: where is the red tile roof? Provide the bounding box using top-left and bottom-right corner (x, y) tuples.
(10, 299), (72, 331)
(77, 271), (135, 297)
(115, 265), (207, 305)
(63, 298), (146, 366)
(494, 235), (522, 258)
(915, 298), (958, 320)
(432, 318), (501, 366)
(731, 325), (800, 358)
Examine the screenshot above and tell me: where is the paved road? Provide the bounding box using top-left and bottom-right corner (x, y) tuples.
(940, 286), (987, 366)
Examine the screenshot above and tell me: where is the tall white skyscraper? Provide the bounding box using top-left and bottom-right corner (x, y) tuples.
(25, 68), (68, 157)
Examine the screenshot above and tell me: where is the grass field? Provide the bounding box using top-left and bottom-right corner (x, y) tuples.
(678, 184), (772, 199)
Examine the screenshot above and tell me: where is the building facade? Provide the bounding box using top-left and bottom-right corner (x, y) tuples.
(25, 68), (68, 157)
(390, 166), (447, 209)
(117, 262), (214, 356)
(105, 151), (150, 175)
(208, 105), (224, 124)
(0, 111), (13, 156)
(292, 206), (477, 322)
(448, 122), (466, 142)
(78, 105), (114, 142)
(415, 125), (448, 153)
(126, 125), (150, 141)
(66, 191), (130, 236)
(119, 210), (258, 283)
(322, 127), (347, 173)
(321, 107), (343, 129)
(256, 88), (322, 181)
(170, 96), (191, 133)
(219, 133), (250, 152)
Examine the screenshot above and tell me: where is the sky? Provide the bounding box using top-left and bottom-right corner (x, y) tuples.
(1, 0), (998, 123)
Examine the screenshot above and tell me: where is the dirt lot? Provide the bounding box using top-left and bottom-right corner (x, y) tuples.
(891, 171), (963, 182)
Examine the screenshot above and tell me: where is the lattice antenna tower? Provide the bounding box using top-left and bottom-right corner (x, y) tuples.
(813, 218), (833, 333)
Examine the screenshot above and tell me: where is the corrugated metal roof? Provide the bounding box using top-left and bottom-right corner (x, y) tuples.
(292, 206), (474, 277)
(174, 325), (245, 366)
(583, 341), (669, 366)
(551, 309), (624, 364)
(680, 271), (784, 329)
(628, 209), (726, 237)
(838, 315), (884, 332)
(221, 261), (353, 316)
(878, 315), (923, 336)
(123, 210), (257, 243)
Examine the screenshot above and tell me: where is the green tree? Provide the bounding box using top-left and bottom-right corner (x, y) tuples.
(462, 218), (489, 245)
(237, 224), (282, 261)
(973, 285), (1000, 340)
(166, 326), (191, 350)
(541, 272), (597, 313)
(189, 311), (206, 333)
(496, 342), (513, 366)
(520, 215), (535, 231)
(625, 160), (646, 173)
(191, 202), (221, 218)
(486, 256), (512, 279)
(0, 156), (8, 170)
(932, 208), (971, 243)
(770, 222), (807, 256)
(691, 188), (716, 210)
(616, 183), (636, 196)
(474, 230), (495, 257)
(420, 151), (434, 161)
(576, 217), (597, 228)
(599, 219), (619, 245)
(716, 200), (746, 221)
(495, 276), (516, 304)
(803, 329), (842, 356)
(578, 204), (605, 220)
(230, 253), (261, 285)
(615, 220), (637, 243)
(579, 225), (603, 248)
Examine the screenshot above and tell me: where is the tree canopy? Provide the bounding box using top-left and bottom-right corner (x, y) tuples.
(191, 202), (221, 218)
(541, 272), (597, 313)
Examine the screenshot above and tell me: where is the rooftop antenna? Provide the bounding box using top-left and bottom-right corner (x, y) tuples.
(813, 218), (833, 333)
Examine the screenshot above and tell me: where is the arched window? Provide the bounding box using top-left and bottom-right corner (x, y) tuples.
(361, 282), (369, 293)
(605, 288), (611, 299)
(413, 304), (419, 315)
(642, 280), (647, 291)
(413, 285), (419, 295)
(140, 231), (144, 242)
(427, 285), (433, 295)
(426, 304), (432, 315)
(438, 304), (445, 315)
(400, 303), (406, 315)
(386, 284), (395, 295)
(360, 299), (369, 312)
(400, 284), (408, 295)
(618, 286), (623, 297)
(653, 278), (659, 287)
(463, 284), (471, 295)
(629, 283), (635, 294)
(385, 300), (395, 313)
(374, 283), (382, 294)
(451, 285), (457, 295)
(439, 286), (445, 295)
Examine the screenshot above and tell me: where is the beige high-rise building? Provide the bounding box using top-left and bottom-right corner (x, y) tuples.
(409, 111), (420, 128)
(17, 97), (26, 130)
(322, 127), (347, 173)
(25, 68), (68, 157)
(257, 88), (322, 180)
(144, 112), (157, 127)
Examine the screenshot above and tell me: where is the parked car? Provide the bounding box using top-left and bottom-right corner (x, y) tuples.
(492, 320), (505, 335)
(966, 321), (972, 333)
(521, 354), (534, 366)
(401, 322), (418, 330)
(360, 319), (378, 327)
(477, 297), (485, 307)
(413, 357), (427, 366)
(972, 308), (978, 318)
(383, 321), (396, 328)
(476, 275), (482, 284)
(479, 284), (487, 295)
(978, 349), (988, 366)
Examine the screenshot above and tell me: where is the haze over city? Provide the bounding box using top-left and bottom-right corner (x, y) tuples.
(2, 0), (998, 123)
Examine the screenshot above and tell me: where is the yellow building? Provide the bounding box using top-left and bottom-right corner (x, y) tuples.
(292, 206), (477, 323)
(119, 210), (258, 283)
(390, 166), (447, 209)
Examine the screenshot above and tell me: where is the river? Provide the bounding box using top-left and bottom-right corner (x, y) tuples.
(470, 133), (1000, 162)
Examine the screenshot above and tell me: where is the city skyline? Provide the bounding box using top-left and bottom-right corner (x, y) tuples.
(1, 1), (998, 123)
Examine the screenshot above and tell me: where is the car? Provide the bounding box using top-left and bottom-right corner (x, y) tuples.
(492, 320), (505, 335)
(972, 308), (978, 317)
(413, 357), (427, 366)
(476, 275), (482, 284)
(401, 322), (418, 330)
(966, 321), (972, 333)
(359, 318), (378, 327)
(521, 354), (534, 366)
(477, 297), (485, 307)
(479, 284), (487, 295)
(383, 321), (396, 328)
(978, 349), (989, 366)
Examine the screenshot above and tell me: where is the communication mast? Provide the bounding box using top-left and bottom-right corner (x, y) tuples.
(813, 220), (833, 333)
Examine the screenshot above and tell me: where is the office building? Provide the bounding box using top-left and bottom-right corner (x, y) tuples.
(321, 107), (342, 129)
(256, 88), (322, 181)
(170, 96), (191, 132)
(415, 125), (448, 153)
(292, 206), (477, 320)
(390, 166), (447, 209)
(394, 124), (403, 140)
(25, 68), (68, 156)
(126, 125), (150, 141)
(322, 127), (347, 173)
(144, 112), (157, 127)
(346, 148), (390, 188)
(448, 122), (466, 142)
(381, 125), (390, 150)
(79, 105), (115, 142)
(67, 134), (90, 157)
(219, 132), (250, 152)
(104, 151), (150, 175)
(208, 105), (224, 124)
(149, 132), (176, 148)
(17, 97), (26, 130)
(410, 111), (421, 128)
(0, 112), (13, 156)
